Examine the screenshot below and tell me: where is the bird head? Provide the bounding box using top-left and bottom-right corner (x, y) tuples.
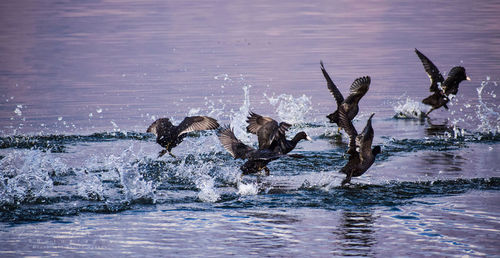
(449, 66), (470, 82)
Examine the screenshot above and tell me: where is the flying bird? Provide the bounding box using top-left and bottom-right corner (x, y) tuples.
(415, 48), (470, 116)
(320, 61), (371, 131)
(218, 125), (282, 175)
(146, 116), (219, 157)
(246, 112), (311, 154)
(338, 112), (381, 186)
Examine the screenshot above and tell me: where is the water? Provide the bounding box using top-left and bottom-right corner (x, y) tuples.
(1, 0), (500, 256)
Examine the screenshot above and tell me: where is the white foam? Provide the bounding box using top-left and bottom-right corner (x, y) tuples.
(393, 96), (428, 119)
(237, 181), (259, 195)
(196, 176), (220, 203)
(230, 85), (254, 144)
(0, 150), (63, 204)
(265, 93), (312, 124)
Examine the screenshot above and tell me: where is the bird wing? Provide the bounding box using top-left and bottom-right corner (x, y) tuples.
(146, 118), (173, 136)
(338, 104), (358, 154)
(218, 125), (255, 159)
(246, 112), (275, 134)
(442, 66), (466, 95)
(348, 76), (371, 97)
(278, 122), (291, 136)
(246, 112), (290, 150)
(177, 116), (220, 136)
(258, 121), (292, 150)
(250, 149), (282, 161)
(320, 61), (344, 105)
(415, 48), (444, 93)
(356, 113), (375, 161)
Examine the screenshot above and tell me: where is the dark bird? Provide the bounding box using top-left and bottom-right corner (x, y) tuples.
(415, 48), (471, 116)
(246, 112), (312, 154)
(320, 61), (371, 131)
(146, 116), (219, 158)
(338, 112), (381, 186)
(218, 125), (282, 175)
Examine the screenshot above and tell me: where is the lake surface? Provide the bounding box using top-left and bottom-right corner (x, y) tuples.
(1, 0), (499, 256)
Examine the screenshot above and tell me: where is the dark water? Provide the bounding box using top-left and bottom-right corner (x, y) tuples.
(1, 0), (500, 256)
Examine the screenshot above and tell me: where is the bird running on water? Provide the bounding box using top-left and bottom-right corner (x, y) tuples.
(218, 125), (283, 176)
(338, 112), (381, 186)
(146, 116), (219, 158)
(320, 61), (371, 132)
(246, 112), (311, 155)
(415, 48), (470, 116)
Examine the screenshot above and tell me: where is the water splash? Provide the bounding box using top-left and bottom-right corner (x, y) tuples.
(448, 78), (499, 137)
(473, 79), (499, 135)
(393, 96), (428, 119)
(115, 146), (156, 202)
(264, 93), (312, 124)
(0, 150), (64, 205)
(229, 85), (254, 144)
(14, 105), (23, 116)
(237, 181), (259, 195)
(196, 175), (220, 202)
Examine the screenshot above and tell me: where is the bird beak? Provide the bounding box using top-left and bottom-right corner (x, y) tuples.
(306, 135), (312, 141)
(466, 76), (471, 81)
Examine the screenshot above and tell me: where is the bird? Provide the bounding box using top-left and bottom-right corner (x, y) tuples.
(246, 112), (312, 154)
(218, 125), (282, 175)
(320, 61), (371, 131)
(338, 112), (381, 186)
(146, 116), (219, 158)
(415, 48), (471, 116)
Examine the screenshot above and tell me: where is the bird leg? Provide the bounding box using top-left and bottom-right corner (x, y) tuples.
(158, 149), (168, 158)
(341, 172), (353, 187)
(425, 107), (436, 116)
(263, 166), (270, 176)
(158, 143), (176, 158)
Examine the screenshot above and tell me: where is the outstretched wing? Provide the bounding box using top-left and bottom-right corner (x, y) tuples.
(320, 61), (344, 105)
(246, 112), (291, 149)
(348, 76), (371, 97)
(415, 48), (444, 93)
(218, 125), (254, 159)
(356, 113), (375, 161)
(246, 112), (275, 134)
(257, 121), (291, 150)
(177, 116), (220, 136)
(338, 104), (358, 154)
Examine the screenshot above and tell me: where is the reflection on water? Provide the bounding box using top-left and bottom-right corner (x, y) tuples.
(420, 152), (465, 175)
(425, 119), (454, 137)
(334, 209), (376, 257)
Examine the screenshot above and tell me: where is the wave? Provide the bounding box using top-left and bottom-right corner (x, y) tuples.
(2, 175), (497, 223)
(0, 132), (153, 152)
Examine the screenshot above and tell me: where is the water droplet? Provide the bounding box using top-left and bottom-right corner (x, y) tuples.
(14, 108), (22, 116)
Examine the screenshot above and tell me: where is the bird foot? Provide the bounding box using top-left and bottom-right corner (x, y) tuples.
(264, 167), (270, 176)
(341, 175), (352, 186)
(158, 149), (168, 158)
